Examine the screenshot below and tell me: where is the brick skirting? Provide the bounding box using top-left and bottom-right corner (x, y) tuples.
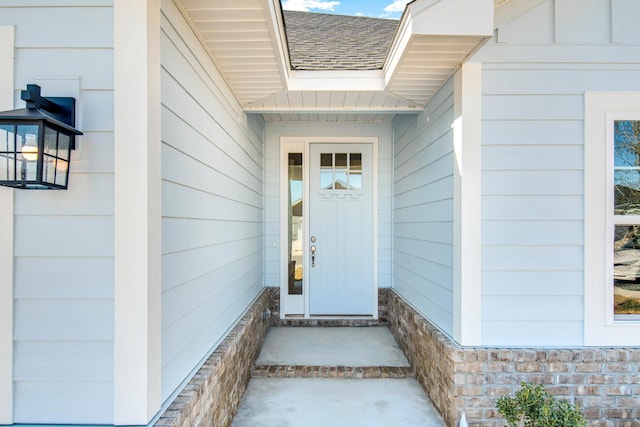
(154, 287), (639, 427)
(385, 289), (640, 427)
(252, 364), (414, 379)
(153, 288), (275, 427)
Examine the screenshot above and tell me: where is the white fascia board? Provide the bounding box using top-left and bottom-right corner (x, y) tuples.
(265, 0), (291, 87)
(287, 70), (386, 92)
(384, 0), (493, 89)
(409, 0), (494, 36)
(383, 15), (414, 87)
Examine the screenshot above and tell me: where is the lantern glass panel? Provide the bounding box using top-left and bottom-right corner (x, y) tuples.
(44, 126), (58, 157)
(18, 125), (39, 181)
(1, 124), (16, 152)
(18, 124), (39, 161)
(44, 154), (57, 185)
(58, 133), (71, 160)
(0, 125), (16, 181)
(55, 159), (68, 187)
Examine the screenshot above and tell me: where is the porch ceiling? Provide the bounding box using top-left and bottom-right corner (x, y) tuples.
(177, 0), (497, 120)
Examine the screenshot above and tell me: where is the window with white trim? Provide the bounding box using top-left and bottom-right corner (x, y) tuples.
(585, 92), (640, 346)
(612, 120), (640, 320)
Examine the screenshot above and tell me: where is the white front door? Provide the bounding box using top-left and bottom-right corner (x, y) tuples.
(308, 143), (374, 315)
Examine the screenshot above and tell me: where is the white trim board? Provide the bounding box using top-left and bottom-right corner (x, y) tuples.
(452, 63), (483, 346)
(584, 91), (640, 346)
(113, 1), (162, 424)
(0, 24), (14, 426)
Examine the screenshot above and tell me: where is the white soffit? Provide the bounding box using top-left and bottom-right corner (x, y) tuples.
(178, 0), (288, 107)
(384, 0), (494, 106)
(244, 90), (422, 113)
(178, 0), (494, 112)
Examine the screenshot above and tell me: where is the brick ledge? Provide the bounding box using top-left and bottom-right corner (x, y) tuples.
(252, 364), (415, 379)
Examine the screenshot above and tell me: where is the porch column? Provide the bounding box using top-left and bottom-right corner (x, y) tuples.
(0, 25), (14, 426)
(113, 1), (162, 424)
(453, 62), (483, 346)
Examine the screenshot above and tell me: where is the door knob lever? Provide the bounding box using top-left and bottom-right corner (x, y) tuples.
(310, 245), (316, 267)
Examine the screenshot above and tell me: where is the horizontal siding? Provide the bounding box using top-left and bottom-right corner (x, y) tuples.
(0, 2), (115, 424)
(393, 77), (455, 336)
(478, 0), (640, 346)
(13, 382), (113, 425)
(160, 1), (264, 402)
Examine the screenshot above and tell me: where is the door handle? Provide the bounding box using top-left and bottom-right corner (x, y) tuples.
(310, 245), (316, 267)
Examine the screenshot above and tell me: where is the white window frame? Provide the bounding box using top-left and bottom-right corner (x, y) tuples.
(585, 92), (640, 346)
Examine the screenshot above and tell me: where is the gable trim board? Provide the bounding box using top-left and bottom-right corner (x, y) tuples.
(584, 91), (640, 347)
(0, 24), (14, 425)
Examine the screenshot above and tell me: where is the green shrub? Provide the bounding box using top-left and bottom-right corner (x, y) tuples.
(496, 382), (585, 427)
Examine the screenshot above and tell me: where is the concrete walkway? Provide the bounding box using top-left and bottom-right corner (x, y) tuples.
(231, 326), (445, 427)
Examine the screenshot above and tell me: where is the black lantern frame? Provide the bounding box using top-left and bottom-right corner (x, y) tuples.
(0, 84), (82, 190)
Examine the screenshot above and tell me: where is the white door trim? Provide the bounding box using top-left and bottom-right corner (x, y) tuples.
(280, 136), (379, 318)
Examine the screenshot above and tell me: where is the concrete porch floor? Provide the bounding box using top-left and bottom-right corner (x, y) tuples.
(230, 326), (445, 427)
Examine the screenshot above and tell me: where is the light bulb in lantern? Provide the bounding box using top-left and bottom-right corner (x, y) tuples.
(21, 134), (38, 161)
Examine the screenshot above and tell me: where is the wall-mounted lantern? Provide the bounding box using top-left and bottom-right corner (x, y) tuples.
(0, 84), (82, 189)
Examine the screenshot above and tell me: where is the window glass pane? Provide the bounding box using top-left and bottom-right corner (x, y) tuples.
(350, 153), (362, 171)
(349, 171), (362, 190)
(615, 120), (640, 167)
(320, 172), (333, 190)
(288, 153), (303, 295)
(614, 121), (640, 217)
(614, 225), (640, 315)
(334, 171), (348, 189)
(319, 151), (363, 191)
(335, 153), (347, 168)
(320, 153), (332, 168)
(614, 170), (640, 215)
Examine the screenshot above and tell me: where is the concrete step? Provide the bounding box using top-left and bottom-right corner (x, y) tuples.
(254, 326), (411, 368)
(231, 378), (446, 427)
(231, 327), (446, 427)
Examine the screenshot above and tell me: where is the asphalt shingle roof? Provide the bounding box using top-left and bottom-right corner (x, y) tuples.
(282, 10), (400, 71)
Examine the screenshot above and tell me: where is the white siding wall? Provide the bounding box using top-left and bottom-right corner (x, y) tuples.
(474, 0), (640, 346)
(0, 2), (115, 424)
(263, 122), (393, 291)
(160, 1), (264, 402)
(392, 78), (455, 336)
